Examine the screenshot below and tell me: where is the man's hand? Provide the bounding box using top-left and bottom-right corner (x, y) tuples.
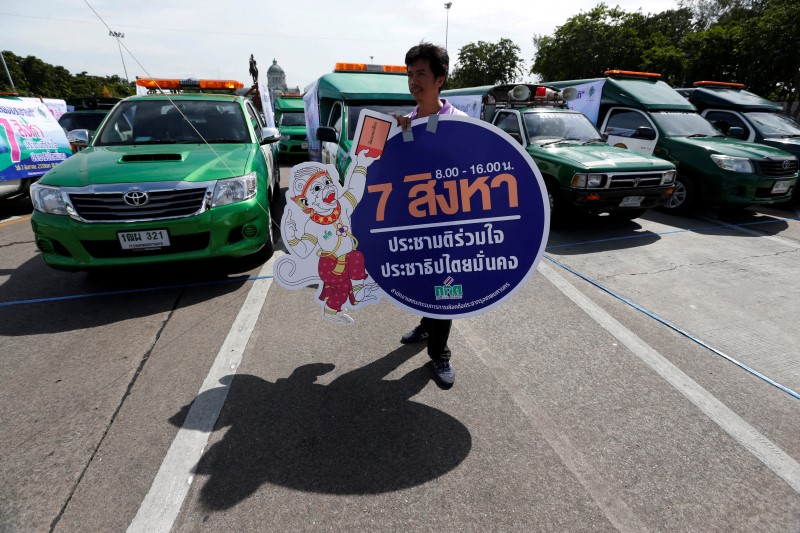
(392, 113), (411, 132)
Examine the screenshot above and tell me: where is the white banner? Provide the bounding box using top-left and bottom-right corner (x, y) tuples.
(446, 95), (482, 119)
(257, 79), (274, 128)
(565, 80), (606, 125)
(303, 81), (321, 162)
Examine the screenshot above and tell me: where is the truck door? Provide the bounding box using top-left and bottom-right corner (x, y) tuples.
(322, 102), (343, 166)
(602, 108), (658, 155)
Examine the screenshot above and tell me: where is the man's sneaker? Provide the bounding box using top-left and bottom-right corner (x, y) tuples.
(400, 325), (429, 344)
(431, 360), (455, 387)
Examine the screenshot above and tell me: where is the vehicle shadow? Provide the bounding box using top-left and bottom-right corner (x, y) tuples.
(546, 211), (662, 255)
(650, 207), (791, 238)
(170, 346), (472, 509)
(0, 196), (33, 221)
(0, 256), (253, 336)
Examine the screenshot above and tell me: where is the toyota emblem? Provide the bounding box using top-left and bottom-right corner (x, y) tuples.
(782, 160), (791, 170)
(124, 190), (149, 206)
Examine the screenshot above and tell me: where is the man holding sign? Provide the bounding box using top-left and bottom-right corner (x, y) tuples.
(393, 42), (467, 388)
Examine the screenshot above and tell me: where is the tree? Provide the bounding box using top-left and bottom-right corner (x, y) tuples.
(0, 51), (133, 98)
(448, 38), (524, 89)
(532, 5), (647, 82)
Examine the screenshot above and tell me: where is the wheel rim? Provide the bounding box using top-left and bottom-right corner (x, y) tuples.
(666, 180), (687, 209)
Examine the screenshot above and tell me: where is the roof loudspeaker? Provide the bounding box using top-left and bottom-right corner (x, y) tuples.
(561, 87), (578, 102)
(509, 85), (531, 101)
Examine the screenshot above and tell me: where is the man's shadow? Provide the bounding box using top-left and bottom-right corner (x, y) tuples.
(170, 346), (472, 510)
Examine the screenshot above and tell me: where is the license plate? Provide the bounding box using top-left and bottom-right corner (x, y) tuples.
(301, 142), (309, 149)
(117, 229), (171, 250)
(619, 196), (645, 207)
(772, 181), (791, 194)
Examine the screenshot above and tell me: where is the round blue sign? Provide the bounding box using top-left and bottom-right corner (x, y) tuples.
(351, 114), (549, 319)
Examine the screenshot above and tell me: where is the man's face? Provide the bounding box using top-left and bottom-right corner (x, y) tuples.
(407, 59), (444, 105)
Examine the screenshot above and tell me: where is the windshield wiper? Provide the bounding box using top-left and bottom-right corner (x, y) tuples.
(133, 139), (177, 144)
(779, 134), (800, 138)
(581, 138), (606, 145)
(539, 137), (582, 147)
(686, 133), (709, 138)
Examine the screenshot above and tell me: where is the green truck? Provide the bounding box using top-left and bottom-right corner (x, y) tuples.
(441, 83), (677, 221)
(676, 81), (800, 202)
(549, 71), (798, 213)
(30, 78), (282, 271)
(273, 93), (308, 162)
(305, 62), (415, 180)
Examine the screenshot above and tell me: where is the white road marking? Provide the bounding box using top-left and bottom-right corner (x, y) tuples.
(536, 262), (800, 494)
(127, 252), (281, 533)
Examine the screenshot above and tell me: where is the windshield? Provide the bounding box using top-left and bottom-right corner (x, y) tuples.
(650, 111), (721, 137)
(745, 111), (800, 138)
(346, 103), (416, 140)
(281, 112), (306, 127)
(523, 112), (602, 143)
(95, 100), (249, 145)
(59, 113), (107, 132)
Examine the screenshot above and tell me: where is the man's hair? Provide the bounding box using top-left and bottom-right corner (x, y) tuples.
(405, 42), (450, 81)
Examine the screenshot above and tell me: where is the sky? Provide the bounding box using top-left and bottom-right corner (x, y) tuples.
(3, 0), (678, 92)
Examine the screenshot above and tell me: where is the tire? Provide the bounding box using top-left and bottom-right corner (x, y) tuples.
(660, 174), (696, 214)
(545, 178), (566, 227)
(608, 208), (647, 221)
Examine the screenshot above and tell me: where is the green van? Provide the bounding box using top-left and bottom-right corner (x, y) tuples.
(305, 63), (415, 180)
(273, 93), (308, 161)
(441, 84), (677, 221)
(550, 71), (798, 213)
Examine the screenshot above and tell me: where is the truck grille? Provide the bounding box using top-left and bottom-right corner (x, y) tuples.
(606, 172), (667, 189)
(68, 187), (208, 222)
(755, 158), (798, 177)
(290, 134), (307, 141)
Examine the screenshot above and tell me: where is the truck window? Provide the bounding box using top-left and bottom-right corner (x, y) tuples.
(346, 103), (415, 140)
(649, 112), (720, 137)
(328, 102), (343, 131)
(704, 110), (747, 136)
(606, 109), (650, 138)
(281, 112), (306, 126)
(494, 112), (523, 144)
(743, 111), (800, 138)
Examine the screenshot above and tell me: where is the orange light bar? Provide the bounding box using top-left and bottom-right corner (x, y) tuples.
(135, 79), (244, 90)
(693, 80), (745, 88)
(604, 70), (661, 78)
(334, 63), (407, 73)
(280, 93), (303, 97)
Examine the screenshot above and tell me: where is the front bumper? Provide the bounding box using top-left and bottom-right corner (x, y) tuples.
(31, 198), (270, 270)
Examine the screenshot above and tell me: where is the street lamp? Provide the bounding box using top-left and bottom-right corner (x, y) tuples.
(109, 30), (129, 83)
(444, 3), (452, 53)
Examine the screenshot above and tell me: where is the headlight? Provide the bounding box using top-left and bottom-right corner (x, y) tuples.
(570, 173), (605, 188)
(31, 184), (68, 215)
(711, 154), (753, 173)
(211, 172), (257, 207)
(662, 169), (676, 184)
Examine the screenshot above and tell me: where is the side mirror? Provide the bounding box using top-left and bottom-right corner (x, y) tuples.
(67, 129), (90, 152)
(727, 126), (746, 139)
(316, 126), (338, 143)
(633, 126), (656, 140)
(260, 126), (280, 144)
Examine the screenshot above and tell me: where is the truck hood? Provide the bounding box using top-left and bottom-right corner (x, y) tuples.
(762, 137), (800, 157)
(667, 136), (795, 159)
(531, 143), (674, 171)
(280, 125), (307, 136)
(40, 144), (255, 187)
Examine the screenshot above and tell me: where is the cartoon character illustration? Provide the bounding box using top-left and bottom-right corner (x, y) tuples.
(275, 150), (381, 324)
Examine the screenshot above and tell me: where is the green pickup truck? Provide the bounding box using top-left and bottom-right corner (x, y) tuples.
(442, 84), (677, 221)
(273, 93), (308, 162)
(549, 71), (798, 213)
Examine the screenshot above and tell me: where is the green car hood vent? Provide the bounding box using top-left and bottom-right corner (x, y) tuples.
(120, 153), (183, 162)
